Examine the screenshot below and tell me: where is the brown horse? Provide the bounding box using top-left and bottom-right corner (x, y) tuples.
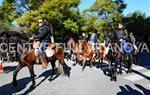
(78, 40), (94, 71)
(95, 43), (107, 66)
(12, 40), (69, 89)
(67, 38), (82, 65)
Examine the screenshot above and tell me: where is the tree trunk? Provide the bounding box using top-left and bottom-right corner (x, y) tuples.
(49, 23), (54, 43)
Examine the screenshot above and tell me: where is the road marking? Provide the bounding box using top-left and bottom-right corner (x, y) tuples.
(123, 71), (150, 82)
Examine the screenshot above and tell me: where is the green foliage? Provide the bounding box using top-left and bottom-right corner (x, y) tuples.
(4, 0), (150, 43)
(63, 19), (79, 33)
(123, 11), (150, 40)
(82, 0), (126, 42)
(15, 0), (81, 37)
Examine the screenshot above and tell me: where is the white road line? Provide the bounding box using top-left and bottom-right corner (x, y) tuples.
(123, 71), (150, 82)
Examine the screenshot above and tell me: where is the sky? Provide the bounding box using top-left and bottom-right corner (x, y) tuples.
(78, 0), (150, 17)
(0, 0), (149, 16)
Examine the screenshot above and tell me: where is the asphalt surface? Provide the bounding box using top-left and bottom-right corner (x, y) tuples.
(0, 59), (150, 95)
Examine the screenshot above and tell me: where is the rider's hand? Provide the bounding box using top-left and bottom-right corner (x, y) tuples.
(30, 37), (34, 40)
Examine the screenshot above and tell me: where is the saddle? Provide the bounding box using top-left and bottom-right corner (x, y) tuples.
(33, 41), (56, 57)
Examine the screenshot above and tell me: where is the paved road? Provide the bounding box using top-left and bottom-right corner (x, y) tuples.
(0, 60), (150, 95)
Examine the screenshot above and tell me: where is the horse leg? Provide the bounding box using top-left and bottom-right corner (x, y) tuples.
(90, 56), (93, 68)
(118, 57), (122, 74)
(109, 61), (113, 81)
(48, 60), (56, 81)
(58, 59), (69, 77)
(57, 59), (65, 76)
(127, 54), (132, 73)
(12, 64), (24, 87)
(82, 56), (86, 71)
(73, 55), (77, 66)
(100, 56), (103, 66)
(27, 65), (36, 88)
(109, 61), (116, 81)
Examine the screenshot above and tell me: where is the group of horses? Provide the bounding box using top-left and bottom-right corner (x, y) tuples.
(66, 36), (138, 81)
(12, 35), (138, 90)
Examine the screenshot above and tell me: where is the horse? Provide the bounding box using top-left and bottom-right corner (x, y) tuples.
(94, 43), (107, 67)
(119, 39), (134, 73)
(12, 39), (69, 89)
(78, 40), (94, 71)
(67, 38), (82, 65)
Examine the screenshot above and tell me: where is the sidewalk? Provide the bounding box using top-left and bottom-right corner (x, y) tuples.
(1, 61), (18, 67)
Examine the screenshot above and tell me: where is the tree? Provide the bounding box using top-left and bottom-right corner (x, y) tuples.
(122, 11), (150, 41)
(16, 0), (81, 42)
(0, 0), (17, 32)
(82, 0), (126, 42)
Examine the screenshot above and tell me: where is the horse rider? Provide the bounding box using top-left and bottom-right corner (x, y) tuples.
(116, 23), (129, 41)
(129, 32), (138, 52)
(82, 32), (88, 41)
(105, 28), (114, 47)
(116, 23), (133, 54)
(30, 18), (51, 68)
(89, 32), (97, 58)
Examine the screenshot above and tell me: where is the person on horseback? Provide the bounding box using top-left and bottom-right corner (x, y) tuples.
(82, 32), (88, 41)
(116, 23), (129, 41)
(105, 28), (114, 47)
(116, 24), (129, 53)
(129, 32), (137, 52)
(30, 18), (51, 68)
(89, 32), (97, 51)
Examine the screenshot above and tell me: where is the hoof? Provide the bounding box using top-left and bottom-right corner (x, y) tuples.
(114, 77), (117, 81)
(14, 86), (20, 92)
(119, 71), (122, 74)
(12, 82), (18, 87)
(110, 78), (113, 81)
(48, 76), (53, 82)
(82, 69), (84, 72)
(72, 63), (76, 66)
(30, 83), (35, 89)
(33, 74), (37, 77)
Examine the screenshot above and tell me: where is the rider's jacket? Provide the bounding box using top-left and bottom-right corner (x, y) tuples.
(116, 29), (128, 40)
(34, 25), (51, 42)
(82, 35), (88, 41)
(89, 33), (97, 43)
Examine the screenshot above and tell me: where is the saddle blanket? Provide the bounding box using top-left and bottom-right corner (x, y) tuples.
(45, 48), (55, 57)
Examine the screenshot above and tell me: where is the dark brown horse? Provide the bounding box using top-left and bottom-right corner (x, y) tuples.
(12, 40), (69, 89)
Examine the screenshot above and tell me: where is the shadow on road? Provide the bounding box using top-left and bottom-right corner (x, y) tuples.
(0, 65), (71, 95)
(117, 84), (150, 95)
(0, 77), (31, 95)
(3, 66), (17, 74)
(132, 69), (150, 81)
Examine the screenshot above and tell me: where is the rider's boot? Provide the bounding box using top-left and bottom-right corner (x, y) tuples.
(35, 48), (40, 64)
(39, 54), (48, 69)
(36, 55), (39, 64)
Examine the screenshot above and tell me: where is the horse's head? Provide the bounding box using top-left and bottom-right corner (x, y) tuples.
(67, 38), (76, 49)
(78, 40), (91, 51)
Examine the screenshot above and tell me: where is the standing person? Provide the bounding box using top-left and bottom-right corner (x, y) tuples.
(30, 18), (51, 68)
